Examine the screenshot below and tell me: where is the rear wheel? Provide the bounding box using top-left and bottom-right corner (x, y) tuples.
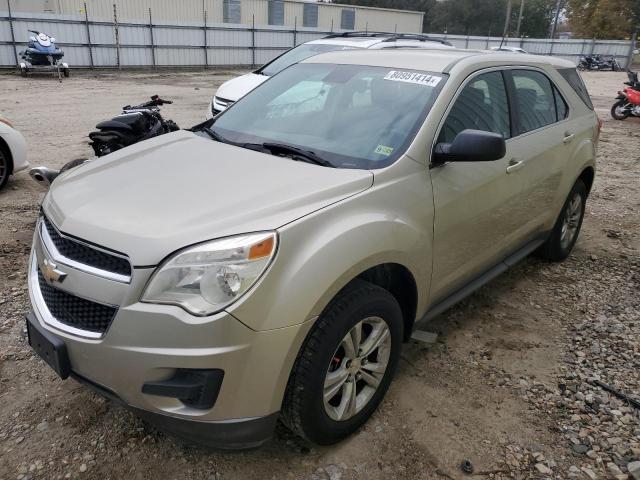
(63, 68), (70, 78)
(536, 179), (587, 262)
(0, 142), (11, 190)
(611, 100), (630, 120)
(281, 280), (403, 445)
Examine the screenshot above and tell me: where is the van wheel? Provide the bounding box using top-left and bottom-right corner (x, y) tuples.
(536, 179), (587, 262)
(281, 279), (403, 445)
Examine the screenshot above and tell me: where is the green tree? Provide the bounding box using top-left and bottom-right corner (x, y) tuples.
(517, 0), (558, 37)
(566, 0), (634, 39)
(425, 0), (507, 35)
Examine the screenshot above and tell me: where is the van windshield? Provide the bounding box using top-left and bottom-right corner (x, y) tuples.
(259, 43), (358, 76)
(211, 63), (446, 169)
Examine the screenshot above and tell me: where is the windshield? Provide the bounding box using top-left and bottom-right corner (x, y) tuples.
(260, 43), (358, 76)
(211, 63), (446, 169)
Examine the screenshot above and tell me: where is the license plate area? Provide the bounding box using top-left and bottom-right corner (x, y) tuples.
(26, 313), (71, 379)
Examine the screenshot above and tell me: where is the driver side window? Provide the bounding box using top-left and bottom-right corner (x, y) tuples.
(439, 71), (510, 144)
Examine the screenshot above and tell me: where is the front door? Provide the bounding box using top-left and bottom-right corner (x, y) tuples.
(429, 69), (528, 304)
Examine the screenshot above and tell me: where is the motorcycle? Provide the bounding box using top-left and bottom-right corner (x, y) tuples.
(611, 70), (640, 120)
(578, 54), (620, 71)
(29, 96), (180, 188)
(19, 30), (70, 80)
(88, 95), (179, 157)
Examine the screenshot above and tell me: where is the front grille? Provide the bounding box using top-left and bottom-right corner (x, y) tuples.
(38, 269), (118, 334)
(42, 216), (131, 277)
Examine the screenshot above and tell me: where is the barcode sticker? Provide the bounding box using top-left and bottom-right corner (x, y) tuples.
(383, 71), (442, 87)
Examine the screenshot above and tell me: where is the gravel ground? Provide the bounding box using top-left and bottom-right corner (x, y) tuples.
(0, 69), (638, 480)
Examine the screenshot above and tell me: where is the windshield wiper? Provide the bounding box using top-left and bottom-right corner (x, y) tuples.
(262, 142), (335, 168)
(202, 126), (227, 143)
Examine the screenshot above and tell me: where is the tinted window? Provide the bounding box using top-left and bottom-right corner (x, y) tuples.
(268, 0), (284, 25)
(223, 0), (241, 23)
(558, 68), (593, 109)
(303, 3), (318, 27)
(439, 71), (510, 143)
(512, 70), (556, 134)
(341, 9), (355, 29)
(554, 87), (568, 120)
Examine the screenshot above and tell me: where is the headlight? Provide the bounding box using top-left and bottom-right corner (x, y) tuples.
(141, 232), (277, 316)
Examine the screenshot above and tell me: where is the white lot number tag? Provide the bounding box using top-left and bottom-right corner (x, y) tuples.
(383, 71), (442, 87)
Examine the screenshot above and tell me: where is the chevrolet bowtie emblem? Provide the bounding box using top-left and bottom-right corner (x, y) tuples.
(42, 258), (67, 284)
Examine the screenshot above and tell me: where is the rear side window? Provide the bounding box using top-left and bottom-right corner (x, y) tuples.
(554, 87), (568, 120)
(558, 68), (594, 109)
(439, 71), (510, 143)
(511, 70), (556, 134)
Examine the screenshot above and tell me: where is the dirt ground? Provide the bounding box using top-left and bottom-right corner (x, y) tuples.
(0, 69), (638, 480)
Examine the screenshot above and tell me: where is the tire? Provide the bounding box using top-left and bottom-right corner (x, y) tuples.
(536, 179), (587, 262)
(611, 100), (630, 120)
(63, 68), (70, 78)
(281, 279), (403, 445)
(20, 67), (27, 77)
(0, 142), (11, 191)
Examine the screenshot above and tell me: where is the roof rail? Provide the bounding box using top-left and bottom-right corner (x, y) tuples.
(323, 31), (453, 46)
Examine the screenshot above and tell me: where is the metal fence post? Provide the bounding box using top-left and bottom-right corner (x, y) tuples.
(149, 8), (156, 70)
(590, 38), (596, 55)
(84, 2), (94, 69)
(203, 9), (208, 68)
(331, 19), (333, 33)
(251, 15), (256, 69)
(113, 3), (121, 70)
(293, 16), (297, 46)
(464, 35), (469, 48)
(7, 0), (18, 66)
(626, 31), (637, 69)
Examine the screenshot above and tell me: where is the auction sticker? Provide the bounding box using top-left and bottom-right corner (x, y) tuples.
(374, 145), (394, 156)
(383, 71), (442, 87)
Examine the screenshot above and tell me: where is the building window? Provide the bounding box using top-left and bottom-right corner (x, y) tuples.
(303, 3), (318, 28)
(268, 0), (285, 26)
(340, 8), (355, 30)
(223, 0), (241, 23)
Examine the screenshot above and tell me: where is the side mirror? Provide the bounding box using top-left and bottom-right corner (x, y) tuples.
(433, 129), (506, 163)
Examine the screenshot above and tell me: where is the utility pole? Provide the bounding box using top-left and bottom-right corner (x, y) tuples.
(549, 0), (563, 39)
(502, 0), (513, 39)
(515, 0), (525, 37)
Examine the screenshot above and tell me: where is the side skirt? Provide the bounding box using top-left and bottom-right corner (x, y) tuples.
(413, 236), (546, 330)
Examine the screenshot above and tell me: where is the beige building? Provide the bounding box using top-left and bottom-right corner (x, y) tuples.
(9, 0), (424, 33)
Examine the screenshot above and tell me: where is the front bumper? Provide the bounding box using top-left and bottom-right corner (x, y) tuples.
(27, 226), (312, 447)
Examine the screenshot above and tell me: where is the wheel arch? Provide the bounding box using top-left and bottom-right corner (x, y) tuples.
(578, 166), (595, 196)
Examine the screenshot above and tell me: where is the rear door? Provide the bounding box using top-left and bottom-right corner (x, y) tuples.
(503, 68), (576, 236)
(429, 69), (528, 304)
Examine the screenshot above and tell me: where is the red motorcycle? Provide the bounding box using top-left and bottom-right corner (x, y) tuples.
(611, 70), (640, 120)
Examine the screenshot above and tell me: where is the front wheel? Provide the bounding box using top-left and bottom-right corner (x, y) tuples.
(0, 143), (10, 190)
(536, 179), (587, 262)
(281, 280), (403, 445)
(611, 100), (630, 120)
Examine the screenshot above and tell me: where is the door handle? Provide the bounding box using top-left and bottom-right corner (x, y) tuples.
(506, 158), (524, 174)
(563, 132), (575, 144)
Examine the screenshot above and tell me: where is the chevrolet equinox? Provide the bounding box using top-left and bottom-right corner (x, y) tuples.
(26, 49), (598, 448)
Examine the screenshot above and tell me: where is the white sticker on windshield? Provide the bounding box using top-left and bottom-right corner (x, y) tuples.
(383, 71), (442, 87)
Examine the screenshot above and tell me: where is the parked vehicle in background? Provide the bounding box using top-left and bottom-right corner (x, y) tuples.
(206, 31), (454, 117)
(26, 49), (598, 449)
(490, 46), (527, 53)
(0, 116), (29, 190)
(578, 54), (620, 71)
(88, 95), (179, 157)
(611, 70), (640, 120)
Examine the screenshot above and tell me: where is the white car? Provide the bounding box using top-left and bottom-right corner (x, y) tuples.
(490, 46), (527, 54)
(207, 31), (454, 117)
(0, 117), (28, 190)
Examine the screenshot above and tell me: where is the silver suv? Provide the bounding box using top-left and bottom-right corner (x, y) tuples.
(26, 49), (598, 448)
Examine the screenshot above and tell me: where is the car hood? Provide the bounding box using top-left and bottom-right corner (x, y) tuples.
(215, 73), (268, 103)
(43, 131), (373, 266)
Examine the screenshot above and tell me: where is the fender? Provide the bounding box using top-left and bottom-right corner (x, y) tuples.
(228, 158), (433, 332)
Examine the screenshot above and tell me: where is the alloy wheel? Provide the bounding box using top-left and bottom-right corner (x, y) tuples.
(560, 192), (583, 250)
(323, 316), (391, 421)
